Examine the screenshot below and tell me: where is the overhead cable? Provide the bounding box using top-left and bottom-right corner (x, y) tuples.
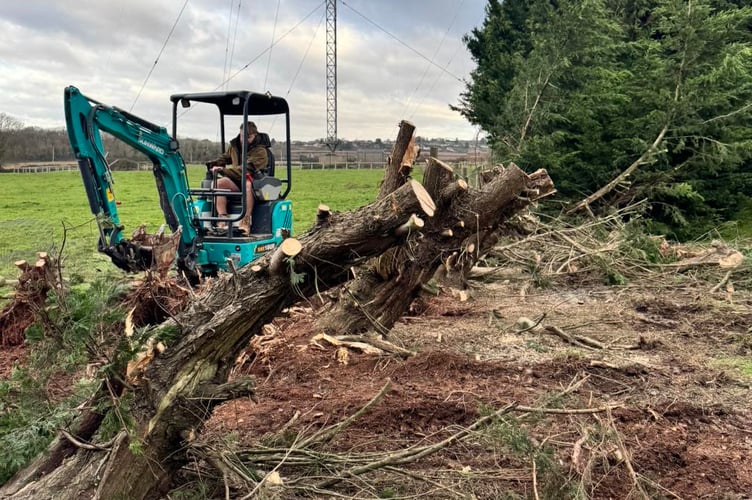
(222, 0), (234, 86)
(177, 1), (326, 123)
(221, 0), (326, 88)
(267, 7), (326, 134)
(131, 0), (191, 111)
(339, 0), (463, 83)
(227, 0), (243, 89)
(405, 0), (466, 119)
(264, 0), (282, 91)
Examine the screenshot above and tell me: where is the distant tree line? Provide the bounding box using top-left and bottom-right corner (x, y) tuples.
(456, 0), (752, 239)
(0, 118), (484, 171)
(0, 121), (226, 167)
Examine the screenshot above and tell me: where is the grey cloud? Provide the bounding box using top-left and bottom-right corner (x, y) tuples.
(0, 0), (485, 140)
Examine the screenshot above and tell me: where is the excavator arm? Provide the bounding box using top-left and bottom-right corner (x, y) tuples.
(64, 85), (200, 276)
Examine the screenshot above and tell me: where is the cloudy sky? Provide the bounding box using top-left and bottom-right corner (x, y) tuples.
(0, 0), (488, 142)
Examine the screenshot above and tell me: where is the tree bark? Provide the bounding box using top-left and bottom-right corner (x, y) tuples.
(1, 253), (60, 346)
(379, 120), (418, 197)
(0, 180), (435, 500)
(317, 157), (555, 336)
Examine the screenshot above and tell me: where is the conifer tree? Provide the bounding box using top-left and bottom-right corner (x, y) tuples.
(457, 0), (752, 237)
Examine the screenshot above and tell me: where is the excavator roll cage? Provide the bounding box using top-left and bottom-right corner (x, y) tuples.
(169, 90), (293, 216)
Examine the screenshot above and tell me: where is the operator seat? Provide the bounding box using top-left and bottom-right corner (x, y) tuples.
(256, 132), (275, 176)
(232, 133), (282, 235)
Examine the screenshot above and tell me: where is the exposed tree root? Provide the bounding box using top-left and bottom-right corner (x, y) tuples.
(0, 253), (60, 347)
(122, 272), (194, 328)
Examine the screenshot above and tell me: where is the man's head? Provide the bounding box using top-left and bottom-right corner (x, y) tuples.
(239, 122), (258, 139)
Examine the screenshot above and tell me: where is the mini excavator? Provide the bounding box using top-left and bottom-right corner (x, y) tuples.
(64, 85), (293, 282)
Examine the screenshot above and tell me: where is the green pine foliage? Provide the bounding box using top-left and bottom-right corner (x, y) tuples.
(0, 372), (98, 484)
(0, 278), (130, 483)
(25, 279), (130, 369)
(457, 0), (752, 239)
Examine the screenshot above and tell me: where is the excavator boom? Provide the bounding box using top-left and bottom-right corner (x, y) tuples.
(64, 86), (200, 276)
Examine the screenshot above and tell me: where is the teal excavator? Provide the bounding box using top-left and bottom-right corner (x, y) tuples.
(64, 85), (293, 282)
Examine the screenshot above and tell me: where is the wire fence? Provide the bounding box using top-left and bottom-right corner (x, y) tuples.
(0, 159), (493, 192)
(0, 162), (387, 173)
(1, 164), (80, 173)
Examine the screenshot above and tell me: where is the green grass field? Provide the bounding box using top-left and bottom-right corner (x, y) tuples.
(2, 166), (748, 290)
(0, 166), (385, 284)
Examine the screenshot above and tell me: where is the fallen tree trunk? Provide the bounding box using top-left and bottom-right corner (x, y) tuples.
(1, 180), (435, 500)
(317, 152), (555, 335)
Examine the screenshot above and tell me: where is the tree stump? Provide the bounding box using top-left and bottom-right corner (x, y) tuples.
(0, 253), (60, 347)
(316, 133), (555, 336)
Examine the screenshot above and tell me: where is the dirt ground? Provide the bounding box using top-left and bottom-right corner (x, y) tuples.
(0, 345), (27, 379)
(203, 277), (752, 499)
(1, 266), (749, 498)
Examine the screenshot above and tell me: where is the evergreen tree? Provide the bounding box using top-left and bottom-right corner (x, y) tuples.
(457, 0), (752, 238)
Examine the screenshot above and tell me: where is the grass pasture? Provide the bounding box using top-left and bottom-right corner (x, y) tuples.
(0, 166), (385, 286)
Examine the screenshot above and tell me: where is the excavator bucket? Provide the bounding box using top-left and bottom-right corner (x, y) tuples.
(103, 225), (182, 277)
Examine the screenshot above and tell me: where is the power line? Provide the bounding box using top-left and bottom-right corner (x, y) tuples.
(339, 0), (464, 83)
(264, 0), (282, 91)
(228, 0), (243, 86)
(407, 41), (466, 124)
(222, 1), (325, 88)
(268, 8), (326, 134)
(286, 10), (326, 98)
(131, 0), (190, 112)
(177, 1), (326, 122)
(404, 0), (466, 119)
(222, 0), (234, 86)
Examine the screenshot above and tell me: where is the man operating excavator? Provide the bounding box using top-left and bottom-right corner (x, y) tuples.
(207, 122), (269, 235)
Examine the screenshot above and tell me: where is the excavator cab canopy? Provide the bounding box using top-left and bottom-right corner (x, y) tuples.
(169, 91), (291, 146)
(169, 91), (289, 116)
(170, 90), (292, 199)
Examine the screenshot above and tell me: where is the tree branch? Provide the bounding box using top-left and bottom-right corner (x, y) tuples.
(567, 123), (669, 215)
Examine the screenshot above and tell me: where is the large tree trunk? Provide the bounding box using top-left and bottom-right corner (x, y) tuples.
(317, 143), (555, 335)
(1, 181), (435, 500)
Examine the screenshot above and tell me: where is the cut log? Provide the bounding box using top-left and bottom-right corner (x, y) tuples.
(269, 237), (303, 274)
(479, 165), (504, 185)
(422, 157), (455, 200)
(316, 203), (332, 227)
(317, 141), (555, 337)
(442, 179), (468, 200)
(395, 214), (425, 236)
(379, 121), (417, 197)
